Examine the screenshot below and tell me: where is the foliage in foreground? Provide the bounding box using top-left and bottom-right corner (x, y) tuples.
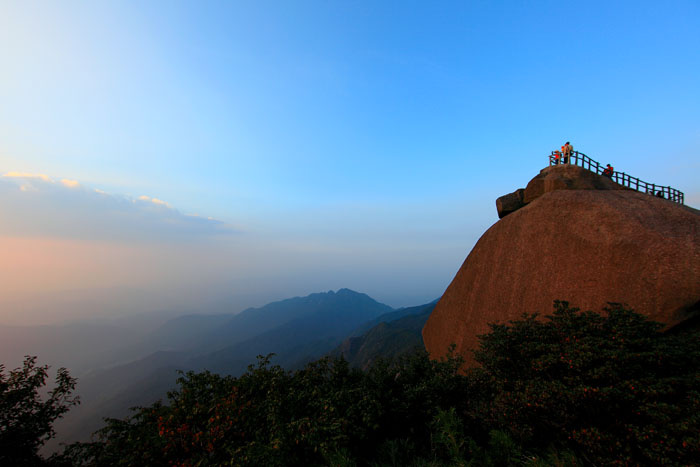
(27, 302), (700, 465)
(0, 356), (80, 466)
(472, 302), (700, 465)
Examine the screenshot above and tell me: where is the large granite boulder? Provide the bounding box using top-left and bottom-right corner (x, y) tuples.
(423, 175), (700, 366)
(496, 189), (525, 218)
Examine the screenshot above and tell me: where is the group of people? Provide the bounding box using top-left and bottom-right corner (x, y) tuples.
(553, 141), (574, 164)
(553, 142), (616, 179)
(550, 144), (673, 200)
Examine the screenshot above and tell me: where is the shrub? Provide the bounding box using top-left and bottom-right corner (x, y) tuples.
(0, 356), (79, 466)
(470, 301), (700, 465)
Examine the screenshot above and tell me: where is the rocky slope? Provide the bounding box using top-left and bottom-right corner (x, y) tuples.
(423, 164), (700, 365)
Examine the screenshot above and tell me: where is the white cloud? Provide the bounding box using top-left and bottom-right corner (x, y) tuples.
(4, 172), (80, 190)
(3, 171), (52, 181)
(150, 197), (169, 207)
(0, 172), (236, 242)
(137, 195), (171, 208)
(60, 178), (80, 188)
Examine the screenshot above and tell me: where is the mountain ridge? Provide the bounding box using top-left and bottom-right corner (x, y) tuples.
(50, 288), (395, 448)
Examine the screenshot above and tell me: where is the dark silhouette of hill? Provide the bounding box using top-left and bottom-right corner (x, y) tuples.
(137, 289), (391, 355)
(194, 288), (391, 352)
(51, 289), (393, 448)
(345, 299), (438, 338)
(191, 291), (394, 374)
(332, 301), (436, 369)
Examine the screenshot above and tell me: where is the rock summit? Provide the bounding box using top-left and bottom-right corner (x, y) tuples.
(423, 164), (700, 365)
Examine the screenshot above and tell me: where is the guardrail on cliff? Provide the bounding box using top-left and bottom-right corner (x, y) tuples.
(549, 151), (685, 205)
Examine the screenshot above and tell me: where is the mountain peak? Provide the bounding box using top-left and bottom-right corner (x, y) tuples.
(335, 288), (361, 296)
(425, 167), (700, 366)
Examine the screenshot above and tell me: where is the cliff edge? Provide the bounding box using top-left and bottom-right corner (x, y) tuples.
(423, 165), (700, 366)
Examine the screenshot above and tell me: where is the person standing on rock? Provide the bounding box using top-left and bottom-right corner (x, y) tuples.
(561, 144), (567, 164)
(563, 142), (574, 164)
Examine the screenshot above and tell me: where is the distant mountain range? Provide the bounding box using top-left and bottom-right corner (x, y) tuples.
(47, 289), (433, 450)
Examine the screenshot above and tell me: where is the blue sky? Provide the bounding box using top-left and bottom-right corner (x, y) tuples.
(1, 1), (698, 323)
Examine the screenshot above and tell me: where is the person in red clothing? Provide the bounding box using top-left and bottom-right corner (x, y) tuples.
(553, 150), (562, 164)
(602, 163), (614, 178)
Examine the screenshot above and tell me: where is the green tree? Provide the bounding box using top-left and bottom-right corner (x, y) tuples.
(0, 356), (79, 466)
(470, 301), (700, 465)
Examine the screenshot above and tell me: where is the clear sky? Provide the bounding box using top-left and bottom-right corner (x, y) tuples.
(1, 1), (698, 324)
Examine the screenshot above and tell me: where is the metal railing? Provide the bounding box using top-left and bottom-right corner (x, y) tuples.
(549, 151), (684, 204)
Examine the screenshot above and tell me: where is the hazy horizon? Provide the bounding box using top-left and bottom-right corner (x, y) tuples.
(2, 1), (699, 326)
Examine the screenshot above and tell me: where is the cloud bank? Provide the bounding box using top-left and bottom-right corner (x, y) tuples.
(0, 172), (236, 242)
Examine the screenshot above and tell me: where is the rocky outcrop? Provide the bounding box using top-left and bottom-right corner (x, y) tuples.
(424, 166), (700, 366)
(523, 164), (628, 203)
(496, 164), (628, 218)
(496, 189), (525, 218)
